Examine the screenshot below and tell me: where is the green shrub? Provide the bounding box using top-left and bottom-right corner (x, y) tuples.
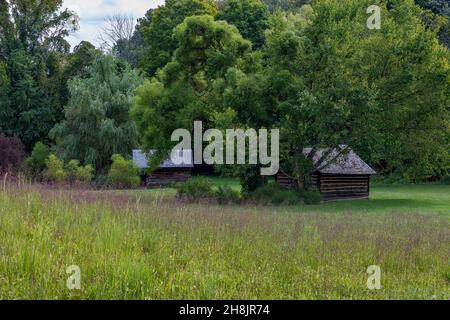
(76, 165), (94, 184)
(108, 154), (140, 189)
(299, 190), (322, 205)
(44, 154), (67, 182)
(271, 190), (302, 206)
(215, 186), (241, 204)
(251, 183), (321, 206)
(25, 142), (50, 177)
(64, 160), (94, 185)
(176, 177), (214, 201)
(251, 183), (301, 205)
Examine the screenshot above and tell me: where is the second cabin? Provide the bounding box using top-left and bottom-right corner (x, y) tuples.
(277, 147), (376, 201)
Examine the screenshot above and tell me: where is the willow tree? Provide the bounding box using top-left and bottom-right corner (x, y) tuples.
(51, 56), (142, 173)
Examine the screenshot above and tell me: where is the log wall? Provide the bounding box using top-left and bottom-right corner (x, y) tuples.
(276, 172), (370, 201)
(144, 171), (191, 187)
(319, 174), (370, 200)
(276, 172), (319, 189)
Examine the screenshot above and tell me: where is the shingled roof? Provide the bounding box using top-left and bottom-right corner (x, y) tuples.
(133, 150), (194, 170)
(303, 146), (376, 175)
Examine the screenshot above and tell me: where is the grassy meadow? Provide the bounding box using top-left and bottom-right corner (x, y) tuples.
(0, 180), (448, 300)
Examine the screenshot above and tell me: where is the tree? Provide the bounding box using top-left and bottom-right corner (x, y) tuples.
(0, 134), (25, 173)
(415, 0), (450, 48)
(217, 0), (270, 48)
(25, 142), (50, 177)
(132, 15), (253, 168)
(50, 55), (143, 173)
(253, 0), (449, 185)
(66, 159), (94, 184)
(0, 0), (79, 150)
(140, 0), (218, 76)
(114, 9), (154, 68)
(98, 14), (135, 52)
(262, 0), (313, 12)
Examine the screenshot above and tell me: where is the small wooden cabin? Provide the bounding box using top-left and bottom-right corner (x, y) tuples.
(277, 147), (376, 201)
(133, 149), (194, 187)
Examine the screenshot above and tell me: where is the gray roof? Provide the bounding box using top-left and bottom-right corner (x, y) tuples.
(133, 149), (194, 169)
(303, 146), (376, 175)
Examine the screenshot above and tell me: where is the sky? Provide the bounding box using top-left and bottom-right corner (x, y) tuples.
(64, 0), (166, 48)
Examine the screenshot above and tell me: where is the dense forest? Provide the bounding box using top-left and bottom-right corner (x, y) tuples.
(0, 0), (449, 191)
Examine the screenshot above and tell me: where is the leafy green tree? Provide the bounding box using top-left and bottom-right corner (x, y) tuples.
(0, 0), (79, 149)
(140, 0), (218, 76)
(215, 0), (448, 188)
(259, 0), (449, 184)
(217, 0), (270, 48)
(50, 55), (143, 173)
(132, 15), (252, 167)
(0, 134), (25, 173)
(108, 154), (140, 189)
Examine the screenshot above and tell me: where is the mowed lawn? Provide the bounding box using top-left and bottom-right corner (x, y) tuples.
(120, 179), (450, 216)
(0, 181), (448, 299)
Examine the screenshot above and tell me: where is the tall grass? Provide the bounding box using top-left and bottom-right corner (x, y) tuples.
(0, 183), (448, 299)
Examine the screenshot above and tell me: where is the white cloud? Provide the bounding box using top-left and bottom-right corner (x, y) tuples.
(64, 0), (166, 48)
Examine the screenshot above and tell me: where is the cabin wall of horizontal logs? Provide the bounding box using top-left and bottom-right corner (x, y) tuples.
(143, 170), (191, 187)
(276, 172), (370, 201)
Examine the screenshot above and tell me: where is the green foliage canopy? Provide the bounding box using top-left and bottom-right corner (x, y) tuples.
(132, 15), (253, 168)
(51, 56), (143, 173)
(140, 0), (218, 76)
(217, 0), (270, 48)
(0, 0), (79, 149)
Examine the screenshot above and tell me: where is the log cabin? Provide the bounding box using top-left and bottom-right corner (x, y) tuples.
(133, 149), (194, 187)
(277, 146), (376, 201)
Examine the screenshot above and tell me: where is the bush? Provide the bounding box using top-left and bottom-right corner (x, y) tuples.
(66, 160), (81, 183)
(25, 142), (50, 177)
(176, 177), (214, 201)
(299, 190), (322, 205)
(0, 134), (25, 173)
(215, 186), (241, 204)
(108, 154), (140, 189)
(44, 154), (67, 182)
(251, 183), (321, 206)
(76, 165), (94, 184)
(251, 183), (301, 205)
(271, 190), (303, 206)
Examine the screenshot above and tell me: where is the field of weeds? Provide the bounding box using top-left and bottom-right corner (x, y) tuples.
(0, 182), (448, 299)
